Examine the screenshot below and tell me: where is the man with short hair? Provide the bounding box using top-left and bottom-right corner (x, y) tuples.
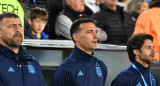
(133, 0), (160, 60)
(54, 0), (107, 42)
(51, 18), (107, 86)
(0, 12), (46, 86)
(91, 0), (135, 45)
(111, 33), (158, 86)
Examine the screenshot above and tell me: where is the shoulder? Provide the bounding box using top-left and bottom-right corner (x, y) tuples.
(111, 67), (135, 86)
(22, 51), (40, 64)
(24, 29), (37, 39)
(56, 54), (78, 73)
(91, 10), (106, 19)
(57, 14), (72, 22)
(138, 8), (157, 19)
(96, 58), (107, 70)
(56, 14), (72, 26)
(41, 32), (49, 39)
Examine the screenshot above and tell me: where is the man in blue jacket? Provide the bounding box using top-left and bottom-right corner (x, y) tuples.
(111, 33), (158, 86)
(51, 18), (107, 86)
(0, 12), (46, 86)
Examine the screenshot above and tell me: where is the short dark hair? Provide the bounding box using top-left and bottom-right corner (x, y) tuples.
(0, 13), (19, 29)
(127, 33), (153, 62)
(0, 12), (19, 22)
(30, 7), (48, 21)
(70, 18), (96, 42)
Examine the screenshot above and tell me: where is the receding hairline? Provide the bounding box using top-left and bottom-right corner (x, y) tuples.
(0, 13), (20, 29)
(0, 12), (19, 22)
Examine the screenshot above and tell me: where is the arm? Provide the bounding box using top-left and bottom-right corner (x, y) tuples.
(96, 27), (107, 43)
(111, 73), (132, 86)
(91, 13), (107, 42)
(55, 14), (72, 39)
(50, 66), (74, 86)
(33, 60), (46, 86)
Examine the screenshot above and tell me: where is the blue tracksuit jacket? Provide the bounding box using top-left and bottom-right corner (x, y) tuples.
(0, 44), (46, 86)
(111, 61), (158, 86)
(51, 46), (107, 86)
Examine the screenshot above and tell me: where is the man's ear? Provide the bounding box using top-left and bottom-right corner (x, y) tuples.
(73, 33), (79, 42)
(133, 49), (140, 56)
(28, 18), (32, 25)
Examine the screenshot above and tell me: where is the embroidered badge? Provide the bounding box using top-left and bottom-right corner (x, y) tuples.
(27, 62), (35, 74)
(96, 62), (102, 77)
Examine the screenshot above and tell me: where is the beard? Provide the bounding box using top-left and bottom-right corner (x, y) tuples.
(2, 33), (23, 48)
(139, 56), (154, 65)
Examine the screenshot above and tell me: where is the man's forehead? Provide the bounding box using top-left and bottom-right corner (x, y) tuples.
(2, 18), (21, 24)
(143, 39), (154, 47)
(80, 23), (96, 31)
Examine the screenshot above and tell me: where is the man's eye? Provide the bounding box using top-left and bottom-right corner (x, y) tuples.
(19, 25), (22, 27)
(9, 25), (14, 28)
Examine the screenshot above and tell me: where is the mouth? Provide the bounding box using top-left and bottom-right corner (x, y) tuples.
(38, 28), (42, 31)
(14, 33), (22, 40)
(150, 54), (155, 59)
(92, 40), (97, 45)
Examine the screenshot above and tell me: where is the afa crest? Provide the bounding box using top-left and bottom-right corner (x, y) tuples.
(27, 62), (35, 74)
(96, 62), (102, 77)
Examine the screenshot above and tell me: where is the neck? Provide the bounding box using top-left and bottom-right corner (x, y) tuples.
(31, 30), (41, 39)
(0, 43), (19, 54)
(37, 34), (41, 39)
(76, 45), (93, 55)
(12, 48), (19, 54)
(135, 57), (149, 68)
(105, 4), (117, 11)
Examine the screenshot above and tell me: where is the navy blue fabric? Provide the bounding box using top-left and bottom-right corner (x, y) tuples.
(91, 4), (135, 45)
(0, 44), (46, 86)
(51, 46), (107, 86)
(24, 29), (49, 39)
(111, 61), (158, 86)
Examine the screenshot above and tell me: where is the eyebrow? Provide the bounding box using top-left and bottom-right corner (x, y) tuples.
(145, 45), (154, 48)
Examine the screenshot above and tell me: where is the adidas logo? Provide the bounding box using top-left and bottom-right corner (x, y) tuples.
(8, 67), (15, 72)
(78, 71), (84, 76)
(136, 82), (142, 86)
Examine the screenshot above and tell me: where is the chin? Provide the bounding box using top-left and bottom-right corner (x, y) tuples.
(92, 47), (97, 50)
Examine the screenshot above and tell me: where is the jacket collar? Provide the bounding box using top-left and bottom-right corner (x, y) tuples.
(150, 1), (160, 8)
(132, 61), (150, 73)
(74, 46), (94, 62)
(25, 29), (38, 39)
(64, 5), (85, 19)
(0, 44), (23, 60)
(0, 44), (33, 62)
